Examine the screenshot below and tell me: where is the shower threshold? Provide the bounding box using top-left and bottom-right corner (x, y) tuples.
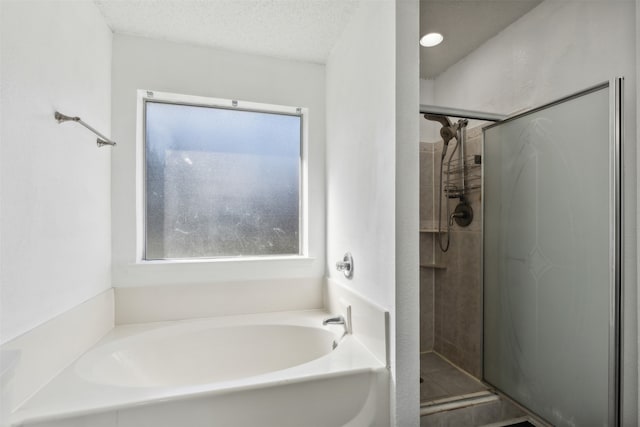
(419, 352), (530, 426)
(420, 390), (499, 415)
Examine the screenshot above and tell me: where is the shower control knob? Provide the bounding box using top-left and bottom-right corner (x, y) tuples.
(336, 253), (354, 279)
(452, 202), (473, 227)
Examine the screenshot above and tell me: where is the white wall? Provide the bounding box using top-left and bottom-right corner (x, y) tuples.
(326, 1), (420, 425)
(419, 78), (439, 142)
(395, 1), (421, 425)
(432, 0), (638, 423)
(110, 34), (326, 289)
(326, 0), (395, 313)
(433, 1), (636, 116)
(0, 0), (113, 344)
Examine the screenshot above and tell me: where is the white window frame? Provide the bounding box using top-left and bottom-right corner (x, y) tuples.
(135, 90), (309, 263)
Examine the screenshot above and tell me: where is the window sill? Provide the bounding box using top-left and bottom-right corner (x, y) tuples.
(137, 255), (316, 265)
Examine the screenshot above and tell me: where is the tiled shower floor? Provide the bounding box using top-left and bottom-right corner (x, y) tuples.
(420, 351), (487, 404)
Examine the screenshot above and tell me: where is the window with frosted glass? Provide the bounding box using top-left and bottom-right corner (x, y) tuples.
(144, 100), (302, 260)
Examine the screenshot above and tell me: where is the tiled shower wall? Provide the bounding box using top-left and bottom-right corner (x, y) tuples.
(419, 141), (436, 352)
(419, 126), (483, 378)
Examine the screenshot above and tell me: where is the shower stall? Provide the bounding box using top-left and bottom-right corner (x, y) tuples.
(419, 79), (623, 426)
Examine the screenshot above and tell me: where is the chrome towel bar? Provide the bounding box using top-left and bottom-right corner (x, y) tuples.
(54, 111), (116, 147)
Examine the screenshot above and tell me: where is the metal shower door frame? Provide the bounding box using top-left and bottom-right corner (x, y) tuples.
(480, 78), (623, 426)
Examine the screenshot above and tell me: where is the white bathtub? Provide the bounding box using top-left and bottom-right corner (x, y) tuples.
(10, 310), (389, 427)
(75, 323), (338, 388)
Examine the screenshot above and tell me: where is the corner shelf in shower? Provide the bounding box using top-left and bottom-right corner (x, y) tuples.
(420, 222), (440, 233)
(420, 263), (446, 269)
(420, 223), (445, 268)
(420, 228), (439, 233)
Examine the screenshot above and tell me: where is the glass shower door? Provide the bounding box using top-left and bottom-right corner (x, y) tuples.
(483, 81), (621, 426)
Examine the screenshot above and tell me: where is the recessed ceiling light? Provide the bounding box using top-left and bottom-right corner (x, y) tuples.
(420, 32), (443, 47)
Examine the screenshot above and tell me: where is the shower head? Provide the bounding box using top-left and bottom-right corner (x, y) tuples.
(423, 113), (459, 146)
(423, 113), (451, 129)
(439, 124), (458, 144)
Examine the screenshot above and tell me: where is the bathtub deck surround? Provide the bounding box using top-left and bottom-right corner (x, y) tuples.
(324, 278), (390, 367)
(114, 277), (324, 324)
(0, 290), (115, 425)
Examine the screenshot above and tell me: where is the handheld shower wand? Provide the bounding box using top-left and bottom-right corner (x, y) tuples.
(422, 113), (465, 252)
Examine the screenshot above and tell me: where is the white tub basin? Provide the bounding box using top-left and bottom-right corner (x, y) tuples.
(75, 324), (336, 387)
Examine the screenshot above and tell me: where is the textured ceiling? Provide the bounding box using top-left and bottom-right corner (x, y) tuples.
(420, 0), (542, 79)
(94, 0), (360, 64)
(96, 0), (542, 77)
